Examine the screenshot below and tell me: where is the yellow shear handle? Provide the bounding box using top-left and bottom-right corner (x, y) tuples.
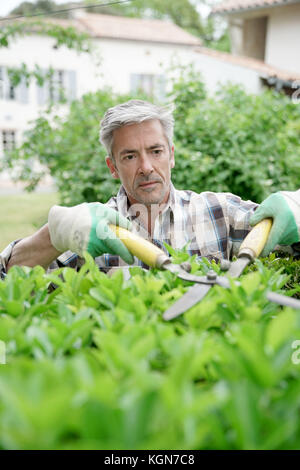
(109, 224), (167, 268)
(110, 218), (272, 266)
(238, 218), (272, 259)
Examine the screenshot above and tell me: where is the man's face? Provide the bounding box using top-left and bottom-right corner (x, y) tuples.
(106, 119), (175, 206)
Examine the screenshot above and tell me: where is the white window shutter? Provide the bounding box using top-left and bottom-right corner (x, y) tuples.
(67, 70), (77, 101)
(17, 77), (29, 104)
(36, 69), (48, 106)
(130, 74), (140, 94)
(0, 66), (4, 100)
(154, 74), (166, 101)
(3, 67), (10, 100)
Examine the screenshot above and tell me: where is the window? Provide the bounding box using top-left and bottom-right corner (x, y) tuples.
(130, 74), (166, 100)
(0, 67), (4, 99)
(0, 66), (28, 103)
(49, 70), (65, 102)
(0, 66), (16, 101)
(37, 69), (77, 106)
(8, 82), (15, 100)
(2, 130), (16, 152)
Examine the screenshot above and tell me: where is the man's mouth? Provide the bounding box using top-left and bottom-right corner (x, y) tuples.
(138, 181), (160, 188)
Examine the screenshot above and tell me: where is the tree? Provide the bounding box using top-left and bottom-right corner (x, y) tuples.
(8, 0), (230, 52)
(0, 3), (93, 180)
(86, 0), (205, 37)
(0, 14), (91, 91)
(5, 68), (300, 205)
(9, 0), (73, 18)
(84, 0), (230, 51)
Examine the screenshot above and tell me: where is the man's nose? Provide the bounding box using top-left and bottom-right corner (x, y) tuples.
(138, 154), (154, 176)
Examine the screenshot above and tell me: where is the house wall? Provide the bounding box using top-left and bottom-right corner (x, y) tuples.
(106, 41), (266, 104)
(243, 16), (267, 61)
(226, 3), (300, 75)
(0, 26), (269, 186)
(0, 33), (197, 163)
(93, 38), (196, 95)
(265, 3), (300, 74)
(228, 18), (244, 56)
(0, 34), (99, 160)
(192, 51), (263, 96)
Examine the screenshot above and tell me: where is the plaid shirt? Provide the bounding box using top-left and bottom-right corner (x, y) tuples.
(49, 183), (258, 273)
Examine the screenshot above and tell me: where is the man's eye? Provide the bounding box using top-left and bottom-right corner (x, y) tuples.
(124, 155), (135, 160)
(152, 149), (162, 155)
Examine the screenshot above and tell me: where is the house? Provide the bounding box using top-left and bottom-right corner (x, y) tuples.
(1, 6), (298, 183)
(0, 12), (201, 162)
(189, 43), (300, 97)
(211, 0), (300, 91)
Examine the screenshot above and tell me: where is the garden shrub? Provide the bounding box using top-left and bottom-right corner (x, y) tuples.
(0, 253), (300, 449)
(5, 70), (300, 205)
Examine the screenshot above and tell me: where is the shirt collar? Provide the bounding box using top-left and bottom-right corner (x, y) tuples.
(115, 182), (177, 218)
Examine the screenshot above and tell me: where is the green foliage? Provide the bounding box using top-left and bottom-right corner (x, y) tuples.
(169, 68), (300, 202)
(4, 88), (143, 205)
(246, 252), (300, 298)
(87, 0), (229, 51)
(5, 68), (300, 205)
(203, 28), (231, 53)
(0, 253), (300, 449)
(10, 0), (60, 17)
(0, 19), (91, 90)
(0, 19), (91, 52)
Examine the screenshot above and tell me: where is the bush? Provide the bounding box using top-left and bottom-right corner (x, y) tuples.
(1, 253), (300, 449)
(4, 70), (300, 205)
(170, 70), (300, 202)
(4, 89), (130, 206)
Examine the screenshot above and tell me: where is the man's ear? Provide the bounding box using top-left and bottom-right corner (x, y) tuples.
(106, 156), (119, 179)
(170, 145), (175, 169)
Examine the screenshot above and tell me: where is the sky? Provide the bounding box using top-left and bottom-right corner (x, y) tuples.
(0, 0), (68, 17)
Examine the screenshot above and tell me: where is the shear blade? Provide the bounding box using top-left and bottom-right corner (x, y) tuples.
(267, 291), (300, 309)
(163, 283), (212, 321)
(226, 256), (250, 278)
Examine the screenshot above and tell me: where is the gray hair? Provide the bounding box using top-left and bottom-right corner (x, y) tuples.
(99, 99), (174, 159)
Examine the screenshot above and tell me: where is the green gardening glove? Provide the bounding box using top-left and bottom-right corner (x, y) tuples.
(48, 202), (134, 264)
(249, 192), (300, 257)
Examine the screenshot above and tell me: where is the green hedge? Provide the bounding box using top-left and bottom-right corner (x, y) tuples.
(5, 70), (300, 205)
(1, 252), (300, 449)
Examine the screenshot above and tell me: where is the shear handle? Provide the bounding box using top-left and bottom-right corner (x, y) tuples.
(238, 218), (272, 261)
(109, 224), (169, 268)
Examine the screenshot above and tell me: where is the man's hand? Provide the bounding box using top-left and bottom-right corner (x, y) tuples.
(48, 202), (134, 264)
(249, 191), (300, 257)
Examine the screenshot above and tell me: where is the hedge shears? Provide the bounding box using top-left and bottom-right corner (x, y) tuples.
(109, 219), (300, 320)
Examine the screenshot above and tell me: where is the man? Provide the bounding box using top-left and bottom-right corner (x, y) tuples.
(1, 99), (300, 276)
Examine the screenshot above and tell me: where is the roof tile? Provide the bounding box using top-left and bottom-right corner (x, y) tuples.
(76, 13), (201, 46)
(195, 46), (300, 81)
(1, 12), (201, 46)
(212, 0), (300, 14)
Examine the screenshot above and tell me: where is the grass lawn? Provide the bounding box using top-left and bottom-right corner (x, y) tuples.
(0, 192), (58, 252)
